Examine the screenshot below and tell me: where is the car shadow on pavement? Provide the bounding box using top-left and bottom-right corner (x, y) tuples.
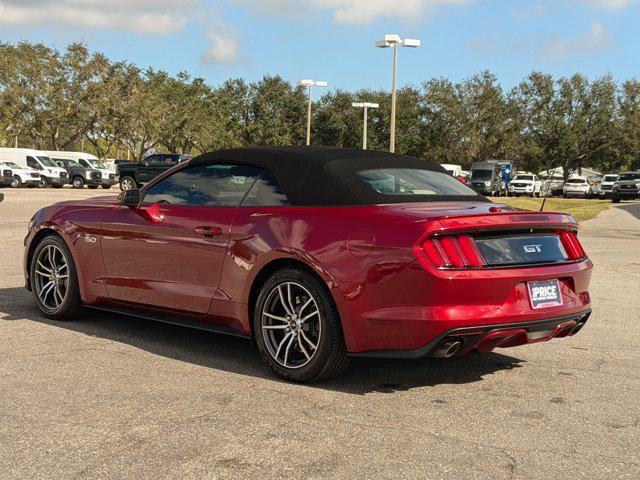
(616, 202), (640, 221)
(0, 286), (523, 395)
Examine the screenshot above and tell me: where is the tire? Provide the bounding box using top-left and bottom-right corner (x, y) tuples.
(612, 196), (620, 203)
(11, 175), (22, 188)
(101, 184), (111, 189)
(29, 235), (83, 321)
(563, 194), (568, 199)
(253, 268), (349, 382)
(119, 176), (136, 191)
(72, 176), (85, 189)
(88, 185), (99, 189)
(39, 176), (49, 188)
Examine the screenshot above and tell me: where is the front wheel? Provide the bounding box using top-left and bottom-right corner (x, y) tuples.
(88, 185), (99, 189)
(101, 184), (111, 189)
(30, 235), (83, 321)
(72, 176), (84, 189)
(39, 177), (49, 188)
(11, 176), (22, 188)
(253, 268), (349, 382)
(612, 196), (620, 203)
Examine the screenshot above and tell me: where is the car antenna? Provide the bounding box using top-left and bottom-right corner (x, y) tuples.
(539, 164), (553, 211)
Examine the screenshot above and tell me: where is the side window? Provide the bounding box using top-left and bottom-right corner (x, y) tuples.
(143, 163), (263, 207)
(145, 155), (159, 164)
(242, 170), (289, 207)
(26, 156), (41, 169)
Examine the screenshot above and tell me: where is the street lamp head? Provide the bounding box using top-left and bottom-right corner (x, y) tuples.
(315, 81), (328, 88)
(401, 38), (421, 48)
(299, 79), (314, 86)
(384, 34), (401, 43)
(375, 40), (391, 48)
(352, 102), (365, 108)
(364, 102), (379, 109)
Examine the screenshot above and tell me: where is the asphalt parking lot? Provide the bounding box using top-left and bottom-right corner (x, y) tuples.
(1, 188), (639, 479)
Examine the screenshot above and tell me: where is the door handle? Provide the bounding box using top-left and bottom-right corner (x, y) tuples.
(194, 225), (223, 237)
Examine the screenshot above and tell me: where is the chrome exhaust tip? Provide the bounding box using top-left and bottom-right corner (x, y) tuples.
(570, 321), (586, 336)
(433, 339), (463, 358)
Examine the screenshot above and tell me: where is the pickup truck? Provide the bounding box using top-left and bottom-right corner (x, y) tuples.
(117, 153), (191, 191)
(507, 173), (542, 197)
(53, 159), (102, 189)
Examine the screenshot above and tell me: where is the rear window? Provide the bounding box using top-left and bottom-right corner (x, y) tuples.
(566, 179), (586, 184)
(357, 169), (477, 197)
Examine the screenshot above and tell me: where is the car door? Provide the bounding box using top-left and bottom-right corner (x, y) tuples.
(100, 162), (264, 314)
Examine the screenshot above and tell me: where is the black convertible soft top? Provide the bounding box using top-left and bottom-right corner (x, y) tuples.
(190, 146), (486, 206)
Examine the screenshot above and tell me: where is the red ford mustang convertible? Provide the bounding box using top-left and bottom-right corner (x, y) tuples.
(24, 147), (592, 381)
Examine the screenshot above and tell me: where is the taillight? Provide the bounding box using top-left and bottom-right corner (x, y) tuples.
(414, 234), (486, 269)
(558, 230), (586, 260)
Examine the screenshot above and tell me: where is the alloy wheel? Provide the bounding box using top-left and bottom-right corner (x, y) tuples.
(121, 178), (134, 191)
(34, 245), (69, 310)
(261, 281), (321, 369)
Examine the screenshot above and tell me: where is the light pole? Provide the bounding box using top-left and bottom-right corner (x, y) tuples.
(299, 79), (328, 146)
(375, 34), (420, 153)
(352, 102), (379, 150)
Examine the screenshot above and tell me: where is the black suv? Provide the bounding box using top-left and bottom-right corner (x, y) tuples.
(54, 159), (102, 189)
(117, 153), (192, 191)
(612, 172), (640, 203)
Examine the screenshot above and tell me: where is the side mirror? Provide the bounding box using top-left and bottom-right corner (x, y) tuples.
(122, 189), (141, 208)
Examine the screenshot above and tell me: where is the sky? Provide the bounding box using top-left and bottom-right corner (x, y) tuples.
(1, 0), (639, 92)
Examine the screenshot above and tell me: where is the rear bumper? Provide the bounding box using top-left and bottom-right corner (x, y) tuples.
(350, 309), (591, 359)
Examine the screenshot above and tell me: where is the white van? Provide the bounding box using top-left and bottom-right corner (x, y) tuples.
(0, 160), (41, 187)
(440, 164), (463, 177)
(42, 151), (116, 189)
(0, 148), (68, 187)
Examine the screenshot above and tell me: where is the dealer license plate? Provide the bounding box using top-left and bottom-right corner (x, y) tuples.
(527, 279), (563, 309)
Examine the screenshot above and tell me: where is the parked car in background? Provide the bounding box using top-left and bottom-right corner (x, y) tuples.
(440, 164), (463, 177)
(0, 148), (68, 188)
(44, 151), (116, 190)
(24, 146), (592, 382)
(612, 172), (640, 203)
(0, 161), (40, 188)
(0, 164), (12, 187)
(563, 177), (595, 198)
(508, 173), (542, 197)
(117, 153), (192, 190)
(598, 174), (619, 198)
(53, 158), (102, 189)
(469, 161), (504, 196)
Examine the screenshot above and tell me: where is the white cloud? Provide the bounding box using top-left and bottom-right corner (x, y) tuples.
(239, 0), (474, 24)
(0, 0), (201, 35)
(201, 28), (244, 65)
(538, 22), (616, 59)
(580, 0), (636, 9)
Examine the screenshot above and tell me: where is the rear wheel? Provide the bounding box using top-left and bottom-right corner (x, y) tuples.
(11, 176), (22, 188)
(612, 196), (620, 203)
(39, 177), (49, 188)
(30, 235), (82, 321)
(253, 268), (349, 382)
(88, 185), (99, 189)
(101, 184), (111, 189)
(119, 176), (136, 191)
